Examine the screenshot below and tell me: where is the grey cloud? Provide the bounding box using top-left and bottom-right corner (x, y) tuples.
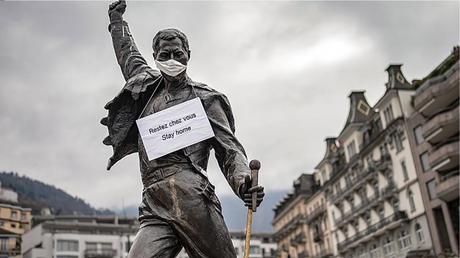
(0, 1), (457, 209)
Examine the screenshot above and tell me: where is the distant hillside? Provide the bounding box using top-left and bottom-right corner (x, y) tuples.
(0, 172), (113, 215)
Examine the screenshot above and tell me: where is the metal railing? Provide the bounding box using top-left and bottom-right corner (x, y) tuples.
(337, 211), (408, 253)
(305, 203), (326, 223)
(334, 181), (397, 227)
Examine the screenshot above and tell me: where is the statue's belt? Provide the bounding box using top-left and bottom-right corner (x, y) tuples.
(142, 164), (194, 187)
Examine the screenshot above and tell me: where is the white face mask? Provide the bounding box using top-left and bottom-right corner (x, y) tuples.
(154, 59), (187, 77)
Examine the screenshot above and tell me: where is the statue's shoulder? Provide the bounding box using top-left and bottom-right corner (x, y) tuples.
(124, 69), (161, 95)
(188, 80), (227, 99)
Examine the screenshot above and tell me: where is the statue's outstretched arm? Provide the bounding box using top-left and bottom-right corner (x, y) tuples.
(108, 0), (150, 81)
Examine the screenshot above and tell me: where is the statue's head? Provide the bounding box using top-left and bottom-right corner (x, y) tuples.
(152, 29), (190, 81)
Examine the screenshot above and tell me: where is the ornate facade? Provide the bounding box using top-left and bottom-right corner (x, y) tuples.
(272, 48), (460, 257)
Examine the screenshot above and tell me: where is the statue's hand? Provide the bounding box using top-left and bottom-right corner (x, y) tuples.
(108, 0), (126, 21)
(239, 174), (265, 209)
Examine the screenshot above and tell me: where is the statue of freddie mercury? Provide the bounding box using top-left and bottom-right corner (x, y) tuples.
(101, 1), (265, 257)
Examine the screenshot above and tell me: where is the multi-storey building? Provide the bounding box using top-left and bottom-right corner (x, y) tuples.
(316, 65), (435, 258)
(273, 47), (458, 258)
(406, 46), (459, 257)
(0, 183), (32, 257)
(273, 174), (317, 258)
(230, 231), (277, 258)
(303, 177), (333, 258)
(22, 215), (138, 258)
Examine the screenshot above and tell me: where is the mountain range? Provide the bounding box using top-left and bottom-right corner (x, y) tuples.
(0, 171), (285, 232)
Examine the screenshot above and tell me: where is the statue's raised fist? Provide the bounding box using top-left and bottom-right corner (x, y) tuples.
(108, 0), (126, 20)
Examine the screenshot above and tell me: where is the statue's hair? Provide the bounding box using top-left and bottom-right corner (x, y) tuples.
(152, 28), (190, 55)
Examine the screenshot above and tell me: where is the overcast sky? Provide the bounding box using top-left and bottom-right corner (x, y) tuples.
(0, 1), (458, 211)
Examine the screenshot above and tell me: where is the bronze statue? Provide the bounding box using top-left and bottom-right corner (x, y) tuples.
(101, 1), (265, 257)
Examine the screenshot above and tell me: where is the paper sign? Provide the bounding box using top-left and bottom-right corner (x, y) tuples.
(136, 97), (215, 160)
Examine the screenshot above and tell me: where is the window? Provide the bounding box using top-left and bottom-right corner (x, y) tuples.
(408, 190), (416, 212)
(394, 133), (404, 152)
(392, 198), (400, 211)
(85, 242), (97, 250)
(0, 239), (7, 251)
(378, 207), (385, 219)
(358, 100), (371, 115)
(427, 180), (437, 200)
(398, 230), (412, 249)
(57, 240), (79, 252)
(11, 211), (17, 220)
(383, 105), (395, 125)
(347, 141), (357, 159)
(401, 160), (409, 181)
(383, 236), (394, 255)
(420, 152), (430, 172)
(370, 244), (381, 258)
(414, 125), (424, 144)
(249, 245), (260, 255)
(364, 212), (371, 225)
(415, 223), (425, 243)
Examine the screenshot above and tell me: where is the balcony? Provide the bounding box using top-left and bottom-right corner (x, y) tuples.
(290, 233), (306, 246)
(329, 159), (392, 204)
(84, 249), (117, 258)
(273, 214), (305, 241)
(429, 141), (459, 173)
(414, 61), (459, 117)
(298, 251), (309, 258)
(305, 204), (326, 223)
(313, 249), (333, 258)
(423, 105), (459, 145)
(337, 211), (408, 253)
(436, 173), (459, 202)
(335, 181), (396, 228)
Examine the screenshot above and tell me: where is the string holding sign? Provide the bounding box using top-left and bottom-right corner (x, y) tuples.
(136, 97), (215, 161)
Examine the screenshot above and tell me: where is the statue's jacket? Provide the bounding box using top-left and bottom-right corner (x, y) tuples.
(101, 20), (250, 197)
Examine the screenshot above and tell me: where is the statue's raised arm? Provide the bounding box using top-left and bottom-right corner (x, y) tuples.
(108, 0), (150, 81)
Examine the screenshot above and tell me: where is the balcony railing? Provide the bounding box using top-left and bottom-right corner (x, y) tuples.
(337, 211), (408, 253)
(429, 140), (459, 173)
(334, 181), (397, 227)
(313, 249), (334, 258)
(273, 214), (305, 241)
(290, 232), (306, 246)
(329, 159), (391, 204)
(305, 203), (326, 223)
(414, 60), (459, 117)
(84, 248), (117, 258)
(436, 172), (459, 202)
(298, 250), (309, 258)
(423, 105), (459, 145)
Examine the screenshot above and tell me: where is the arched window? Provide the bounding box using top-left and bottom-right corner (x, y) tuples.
(415, 223), (425, 243)
(398, 229), (412, 249)
(408, 190), (416, 212)
(370, 243), (380, 258)
(383, 235), (394, 255)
